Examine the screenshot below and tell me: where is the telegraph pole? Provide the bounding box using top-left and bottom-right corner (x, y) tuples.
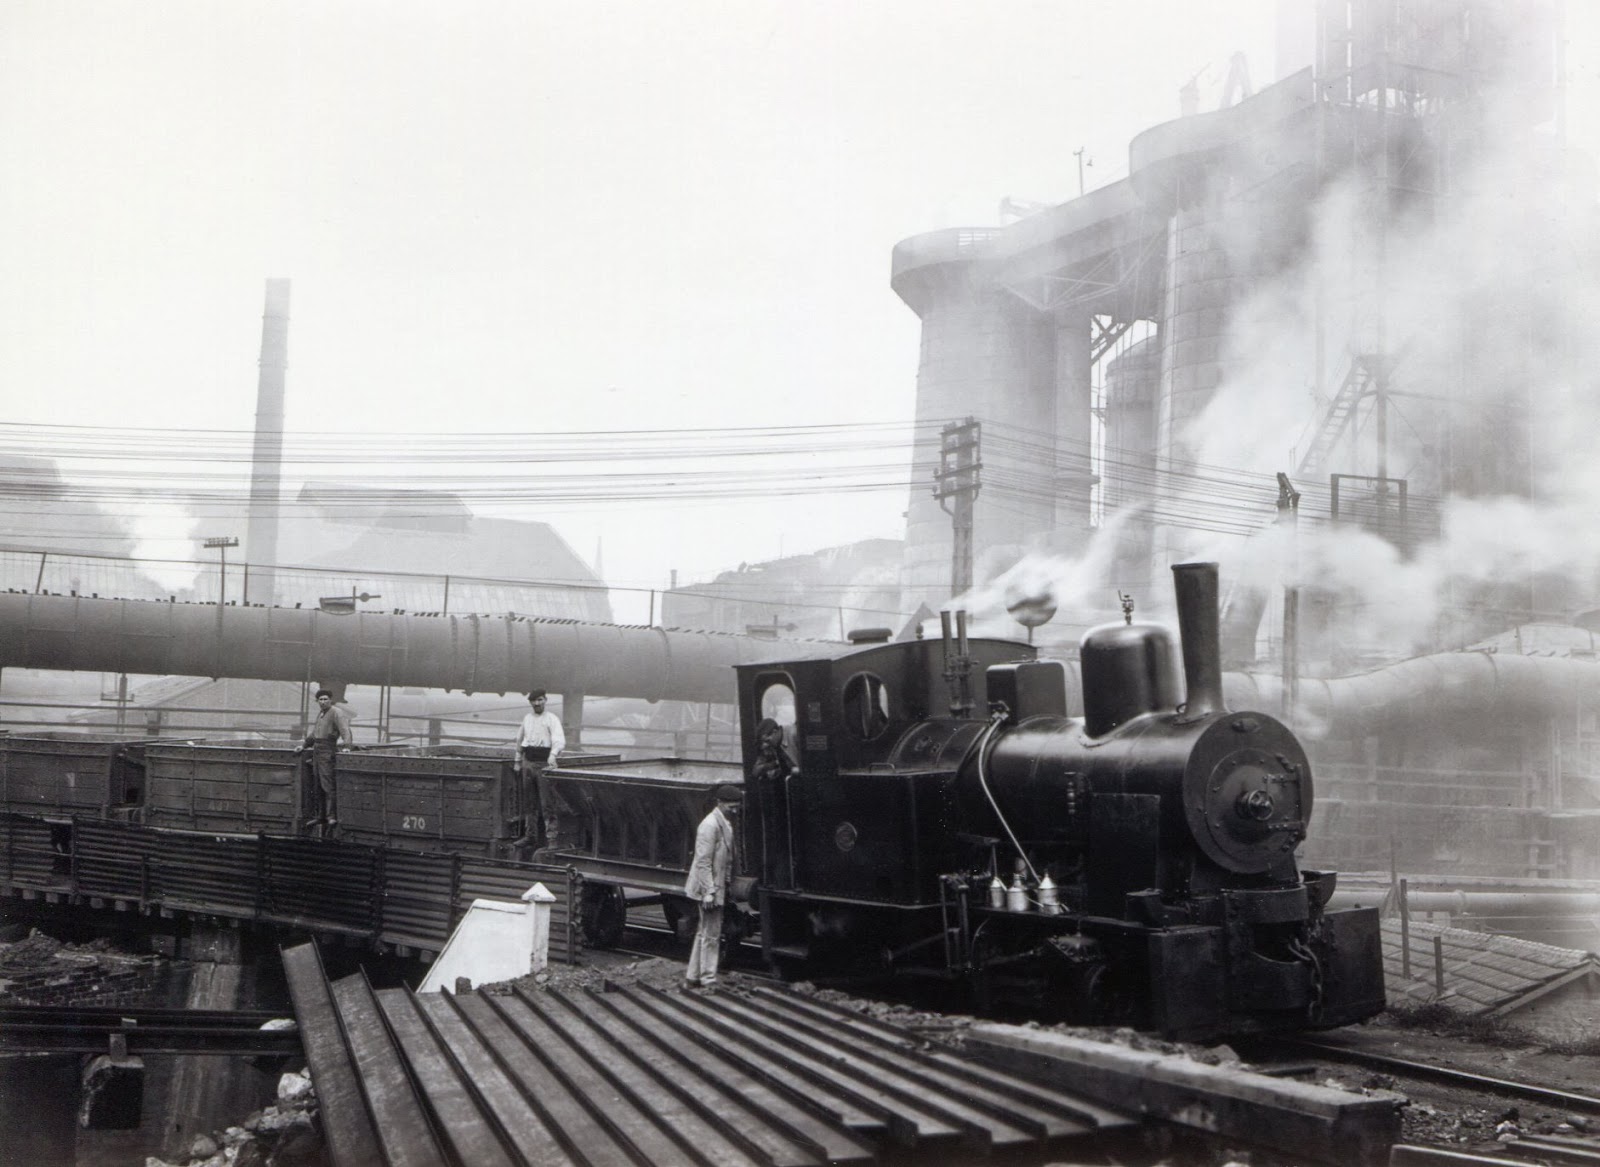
(1275, 473), (1301, 724)
(934, 418), (982, 597)
(205, 536), (240, 607)
(204, 535), (239, 680)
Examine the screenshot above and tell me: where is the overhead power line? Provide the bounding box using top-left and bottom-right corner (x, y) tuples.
(0, 415), (1436, 546)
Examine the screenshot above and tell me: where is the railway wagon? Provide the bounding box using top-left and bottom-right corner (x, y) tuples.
(336, 746), (522, 856)
(336, 744), (623, 856)
(0, 732), (151, 820)
(144, 740), (306, 834)
(539, 756), (744, 944)
(3, 733), (618, 848)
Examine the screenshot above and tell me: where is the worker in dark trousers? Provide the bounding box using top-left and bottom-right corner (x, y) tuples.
(750, 718), (796, 889)
(296, 688), (351, 835)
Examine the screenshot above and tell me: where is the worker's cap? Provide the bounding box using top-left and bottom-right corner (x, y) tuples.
(713, 784), (744, 804)
(528, 690), (547, 701)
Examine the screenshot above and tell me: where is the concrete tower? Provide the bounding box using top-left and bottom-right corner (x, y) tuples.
(889, 230), (1059, 611)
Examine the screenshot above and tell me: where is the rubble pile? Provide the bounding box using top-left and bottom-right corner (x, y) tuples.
(500, 952), (691, 995)
(0, 926), (65, 969)
(143, 1069), (324, 1167)
(0, 927), (163, 1005)
(1380, 1090), (1593, 1151)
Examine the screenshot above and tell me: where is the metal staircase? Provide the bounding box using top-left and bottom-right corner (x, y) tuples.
(1297, 345), (1411, 478)
(1297, 356), (1374, 477)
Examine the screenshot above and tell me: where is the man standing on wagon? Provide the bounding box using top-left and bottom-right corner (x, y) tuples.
(296, 688), (351, 833)
(683, 784), (742, 992)
(512, 689), (565, 851)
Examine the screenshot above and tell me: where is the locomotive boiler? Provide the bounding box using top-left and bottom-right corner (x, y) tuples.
(734, 562), (1385, 1039)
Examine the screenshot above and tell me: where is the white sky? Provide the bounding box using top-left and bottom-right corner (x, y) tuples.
(2, 1), (1595, 608)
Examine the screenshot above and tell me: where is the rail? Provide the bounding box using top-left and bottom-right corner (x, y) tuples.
(0, 1004), (303, 1055)
(1283, 1035), (1600, 1117)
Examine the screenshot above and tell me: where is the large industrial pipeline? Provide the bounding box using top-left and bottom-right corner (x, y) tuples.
(1224, 651), (1600, 738)
(6, 591), (1600, 730)
(0, 592), (834, 705)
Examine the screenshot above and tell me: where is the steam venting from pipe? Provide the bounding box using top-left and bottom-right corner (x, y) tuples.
(1172, 561), (1224, 721)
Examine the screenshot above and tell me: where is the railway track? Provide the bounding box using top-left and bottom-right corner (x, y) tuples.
(1234, 1033), (1600, 1166)
(1282, 1035), (1600, 1118)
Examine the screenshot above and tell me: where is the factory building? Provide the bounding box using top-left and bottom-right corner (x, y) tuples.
(661, 538), (903, 642)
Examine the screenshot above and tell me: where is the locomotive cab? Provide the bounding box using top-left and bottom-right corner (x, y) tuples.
(737, 630), (1036, 906)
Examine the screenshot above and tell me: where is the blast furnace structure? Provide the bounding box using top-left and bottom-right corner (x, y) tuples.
(891, 0), (1599, 898)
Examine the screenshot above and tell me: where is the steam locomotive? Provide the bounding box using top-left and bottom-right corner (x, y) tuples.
(729, 562), (1385, 1039)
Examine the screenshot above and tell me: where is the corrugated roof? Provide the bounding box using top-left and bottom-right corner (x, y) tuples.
(1381, 918), (1600, 1013)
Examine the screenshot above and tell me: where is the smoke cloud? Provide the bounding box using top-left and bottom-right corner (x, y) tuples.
(949, 39), (1600, 674)
(1179, 58), (1599, 657)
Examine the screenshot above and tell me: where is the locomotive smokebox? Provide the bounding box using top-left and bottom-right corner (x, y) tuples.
(1173, 562), (1225, 721)
(1080, 624), (1178, 736)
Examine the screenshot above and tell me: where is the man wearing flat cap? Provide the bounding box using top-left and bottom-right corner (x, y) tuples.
(683, 784), (742, 991)
(511, 690), (565, 851)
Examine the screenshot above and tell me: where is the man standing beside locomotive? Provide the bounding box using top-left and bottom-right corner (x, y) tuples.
(296, 688), (351, 833)
(511, 689), (565, 852)
(683, 784), (742, 992)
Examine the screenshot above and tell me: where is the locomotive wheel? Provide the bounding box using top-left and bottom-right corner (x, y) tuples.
(580, 884), (628, 949)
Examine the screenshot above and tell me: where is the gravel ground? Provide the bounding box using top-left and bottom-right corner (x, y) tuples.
(1305, 1015), (1600, 1152)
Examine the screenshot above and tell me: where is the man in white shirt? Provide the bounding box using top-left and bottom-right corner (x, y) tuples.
(512, 689), (566, 851)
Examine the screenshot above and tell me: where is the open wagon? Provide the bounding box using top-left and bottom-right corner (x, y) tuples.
(539, 757), (744, 947)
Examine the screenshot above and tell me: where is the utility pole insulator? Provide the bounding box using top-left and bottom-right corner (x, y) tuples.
(1275, 471), (1302, 515)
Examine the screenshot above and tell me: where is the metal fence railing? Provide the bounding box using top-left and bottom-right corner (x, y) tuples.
(0, 695), (745, 764)
(1, 544), (906, 635)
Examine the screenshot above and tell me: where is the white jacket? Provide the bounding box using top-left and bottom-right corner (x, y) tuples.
(684, 806), (735, 905)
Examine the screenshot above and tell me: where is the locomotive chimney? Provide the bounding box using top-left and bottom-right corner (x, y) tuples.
(1172, 561), (1225, 721)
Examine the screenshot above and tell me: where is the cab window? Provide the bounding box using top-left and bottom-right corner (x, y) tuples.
(841, 672), (891, 740)
(756, 675), (798, 757)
